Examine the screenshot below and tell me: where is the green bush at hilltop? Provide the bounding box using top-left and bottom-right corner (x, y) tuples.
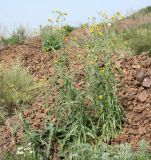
(2, 26), (27, 46)
(131, 6), (151, 19)
(122, 28), (151, 55)
(2, 6), (151, 160)
(62, 24), (76, 35)
(40, 26), (65, 52)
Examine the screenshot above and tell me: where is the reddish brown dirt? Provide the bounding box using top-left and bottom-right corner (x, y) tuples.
(117, 14), (151, 31)
(112, 53), (151, 150)
(0, 35), (151, 157)
(0, 36), (87, 158)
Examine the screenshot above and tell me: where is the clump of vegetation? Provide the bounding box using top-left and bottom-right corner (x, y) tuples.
(16, 12), (126, 160)
(130, 6), (151, 19)
(4, 139), (151, 160)
(40, 26), (65, 52)
(67, 140), (151, 160)
(3, 26), (27, 46)
(62, 24), (76, 35)
(4, 142), (39, 160)
(41, 10), (69, 52)
(122, 28), (151, 54)
(0, 62), (38, 114)
(2, 7), (151, 160)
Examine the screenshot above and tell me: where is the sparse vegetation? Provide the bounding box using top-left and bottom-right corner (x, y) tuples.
(62, 24), (76, 35)
(2, 26), (27, 46)
(122, 28), (151, 54)
(40, 26), (65, 52)
(0, 62), (39, 116)
(1, 6), (151, 160)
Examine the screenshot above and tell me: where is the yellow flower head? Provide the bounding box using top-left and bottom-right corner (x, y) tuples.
(82, 24), (86, 29)
(99, 68), (104, 74)
(98, 95), (103, 100)
(98, 32), (103, 37)
(54, 60), (58, 64)
(10, 84), (14, 87)
(48, 18), (51, 22)
(77, 54), (81, 58)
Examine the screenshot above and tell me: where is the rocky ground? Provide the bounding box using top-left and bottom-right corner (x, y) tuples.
(112, 53), (151, 150)
(0, 35), (151, 157)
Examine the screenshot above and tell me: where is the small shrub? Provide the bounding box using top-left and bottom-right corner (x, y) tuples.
(4, 143), (39, 160)
(62, 25), (76, 35)
(67, 140), (151, 160)
(3, 26), (27, 46)
(0, 62), (38, 114)
(40, 26), (65, 52)
(130, 6), (151, 19)
(122, 28), (151, 54)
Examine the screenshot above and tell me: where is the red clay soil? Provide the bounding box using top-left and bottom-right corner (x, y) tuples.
(0, 36), (151, 157)
(112, 52), (151, 150)
(117, 14), (151, 31)
(0, 37), (87, 158)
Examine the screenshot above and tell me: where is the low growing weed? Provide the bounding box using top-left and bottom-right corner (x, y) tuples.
(40, 26), (65, 52)
(41, 10), (69, 52)
(5, 11), (151, 160)
(0, 62), (40, 115)
(3, 26), (27, 46)
(122, 28), (151, 55)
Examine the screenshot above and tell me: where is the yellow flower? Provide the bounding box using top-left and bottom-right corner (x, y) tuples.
(98, 95), (103, 100)
(55, 19), (59, 23)
(48, 18), (51, 22)
(54, 60), (58, 64)
(99, 68), (104, 74)
(88, 60), (94, 65)
(82, 24), (86, 29)
(77, 54), (81, 58)
(98, 32), (103, 37)
(111, 16), (116, 21)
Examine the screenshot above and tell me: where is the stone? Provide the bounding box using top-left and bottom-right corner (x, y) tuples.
(142, 78), (151, 88)
(137, 92), (148, 102)
(136, 70), (145, 82)
(132, 64), (141, 69)
(139, 127), (146, 135)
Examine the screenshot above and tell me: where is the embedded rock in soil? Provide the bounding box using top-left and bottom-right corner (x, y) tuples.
(142, 78), (151, 88)
(112, 53), (151, 150)
(137, 91), (148, 102)
(135, 70), (145, 82)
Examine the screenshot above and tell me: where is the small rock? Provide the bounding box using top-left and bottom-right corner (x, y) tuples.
(132, 64), (141, 69)
(135, 107), (145, 113)
(57, 79), (64, 87)
(146, 68), (151, 76)
(142, 78), (151, 88)
(128, 129), (138, 135)
(122, 69), (128, 75)
(136, 70), (145, 82)
(0, 44), (5, 50)
(137, 92), (148, 102)
(139, 127), (146, 135)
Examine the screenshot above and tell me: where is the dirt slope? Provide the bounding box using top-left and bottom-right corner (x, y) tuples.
(112, 53), (151, 150)
(0, 36), (151, 157)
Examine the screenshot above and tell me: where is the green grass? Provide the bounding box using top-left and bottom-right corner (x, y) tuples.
(16, 23), (125, 159)
(62, 24), (76, 35)
(4, 140), (151, 160)
(0, 62), (40, 118)
(122, 28), (151, 55)
(2, 8), (151, 159)
(130, 6), (151, 19)
(2, 26), (27, 46)
(40, 26), (65, 52)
